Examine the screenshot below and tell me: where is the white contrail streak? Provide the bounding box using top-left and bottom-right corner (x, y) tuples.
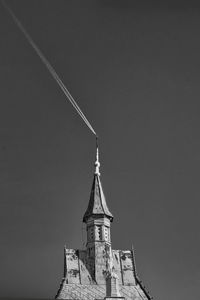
(1, 0), (97, 136)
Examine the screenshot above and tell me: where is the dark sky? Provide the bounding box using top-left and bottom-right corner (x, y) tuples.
(1, 1), (200, 299)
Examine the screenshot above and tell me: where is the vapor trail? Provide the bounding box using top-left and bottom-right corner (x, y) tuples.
(1, 0), (97, 136)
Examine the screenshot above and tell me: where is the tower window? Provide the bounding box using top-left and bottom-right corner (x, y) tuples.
(90, 227), (94, 240)
(96, 225), (102, 240)
(104, 226), (109, 241)
(88, 247), (93, 257)
(105, 227), (108, 240)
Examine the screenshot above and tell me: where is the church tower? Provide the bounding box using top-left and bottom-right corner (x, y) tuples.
(83, 146), (113, 284)
(56, 145), (152, 300)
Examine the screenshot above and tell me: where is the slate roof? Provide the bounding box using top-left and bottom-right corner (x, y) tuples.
(83, 174), (113, 222)
(56, 283), (150, 300)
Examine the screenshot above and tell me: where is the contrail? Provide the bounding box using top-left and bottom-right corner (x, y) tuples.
(1, 0), (97, 136)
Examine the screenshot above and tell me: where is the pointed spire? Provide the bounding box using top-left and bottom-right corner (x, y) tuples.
(83, 138), (113, 223)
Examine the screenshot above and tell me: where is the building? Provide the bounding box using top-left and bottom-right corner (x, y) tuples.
(56, 145), (152, 300)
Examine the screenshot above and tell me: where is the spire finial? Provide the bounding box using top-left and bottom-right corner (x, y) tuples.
(95, 136), (100, 175)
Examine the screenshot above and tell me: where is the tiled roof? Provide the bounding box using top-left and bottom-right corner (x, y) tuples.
(57, 283), (150, 300)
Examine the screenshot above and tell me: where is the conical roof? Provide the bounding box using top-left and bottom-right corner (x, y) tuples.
(83, 146), (113, 223)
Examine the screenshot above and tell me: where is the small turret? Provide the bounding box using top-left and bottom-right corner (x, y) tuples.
(83, 142), (113, 224)
(82, 141), (114, 284)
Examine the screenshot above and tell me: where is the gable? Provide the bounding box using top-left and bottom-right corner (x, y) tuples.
(64, 248), (136, 286)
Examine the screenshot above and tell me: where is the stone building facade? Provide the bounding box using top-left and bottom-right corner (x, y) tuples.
(56, 147), (152, 300)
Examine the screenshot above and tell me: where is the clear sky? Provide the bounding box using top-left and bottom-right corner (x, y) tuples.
(0, 1), (200, 299)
